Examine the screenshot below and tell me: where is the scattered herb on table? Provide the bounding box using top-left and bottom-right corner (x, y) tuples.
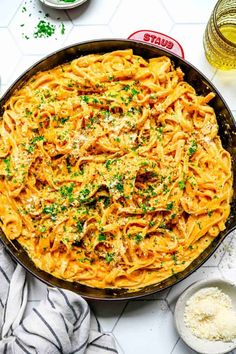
(33, 20), (56, 38)
(61, 23), (65, 35)
(21, 10), (66, 40)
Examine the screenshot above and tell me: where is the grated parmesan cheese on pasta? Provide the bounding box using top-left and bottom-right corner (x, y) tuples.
(184, 287), (236, 342)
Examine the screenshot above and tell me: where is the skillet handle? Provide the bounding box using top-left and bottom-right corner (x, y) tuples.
(128, 30), (185, 58)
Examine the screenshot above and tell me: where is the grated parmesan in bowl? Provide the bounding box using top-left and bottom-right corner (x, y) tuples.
(174, 279), (236, 354)
(184, 287), (236, 342)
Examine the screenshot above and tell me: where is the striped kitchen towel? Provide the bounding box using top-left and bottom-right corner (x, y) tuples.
(0, 243), (117, 354)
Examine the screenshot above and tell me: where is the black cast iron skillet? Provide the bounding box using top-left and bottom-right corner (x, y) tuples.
(1, 39), (236, 300)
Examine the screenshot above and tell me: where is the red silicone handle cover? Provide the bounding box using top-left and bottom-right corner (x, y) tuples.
(128, 30), (185, 58)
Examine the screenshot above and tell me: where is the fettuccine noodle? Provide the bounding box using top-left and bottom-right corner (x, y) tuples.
(0, 49), (232, 289)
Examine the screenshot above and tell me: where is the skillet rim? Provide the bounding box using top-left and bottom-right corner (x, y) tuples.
(0, 38), (236, 300)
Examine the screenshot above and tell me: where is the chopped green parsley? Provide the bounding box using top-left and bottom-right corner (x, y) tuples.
(33, 20), (56, 39)
(98, 234), (106, 241)
(134, 233), (143, 243)
(188, 140), (198, 156)
(178, 181), (186, 190)
(166, 202), (174, 211)
(105, 252), (114, 263)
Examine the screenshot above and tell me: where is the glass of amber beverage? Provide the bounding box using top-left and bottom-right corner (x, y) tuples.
(203, 0), (236, 70)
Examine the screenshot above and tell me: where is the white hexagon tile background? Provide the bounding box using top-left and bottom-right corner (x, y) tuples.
(1, 1), (236, 353)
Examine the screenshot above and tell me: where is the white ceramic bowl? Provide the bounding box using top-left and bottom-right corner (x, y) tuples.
(39, 0), (88, 10)
(174, 278), (236, 354)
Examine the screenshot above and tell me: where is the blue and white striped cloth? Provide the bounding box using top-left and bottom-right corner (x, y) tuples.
(0, 243), (117, 354)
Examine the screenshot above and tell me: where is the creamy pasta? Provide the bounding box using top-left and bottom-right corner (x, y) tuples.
(0, 49), (232, 289)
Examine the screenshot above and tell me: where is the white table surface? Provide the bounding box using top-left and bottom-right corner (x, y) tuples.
(1, 1), (236, 353)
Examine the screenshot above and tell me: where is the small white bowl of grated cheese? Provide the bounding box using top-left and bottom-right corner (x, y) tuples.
(174, 278), (236, 354)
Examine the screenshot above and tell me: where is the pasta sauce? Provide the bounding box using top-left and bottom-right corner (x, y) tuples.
(0, 50), (233, 289)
